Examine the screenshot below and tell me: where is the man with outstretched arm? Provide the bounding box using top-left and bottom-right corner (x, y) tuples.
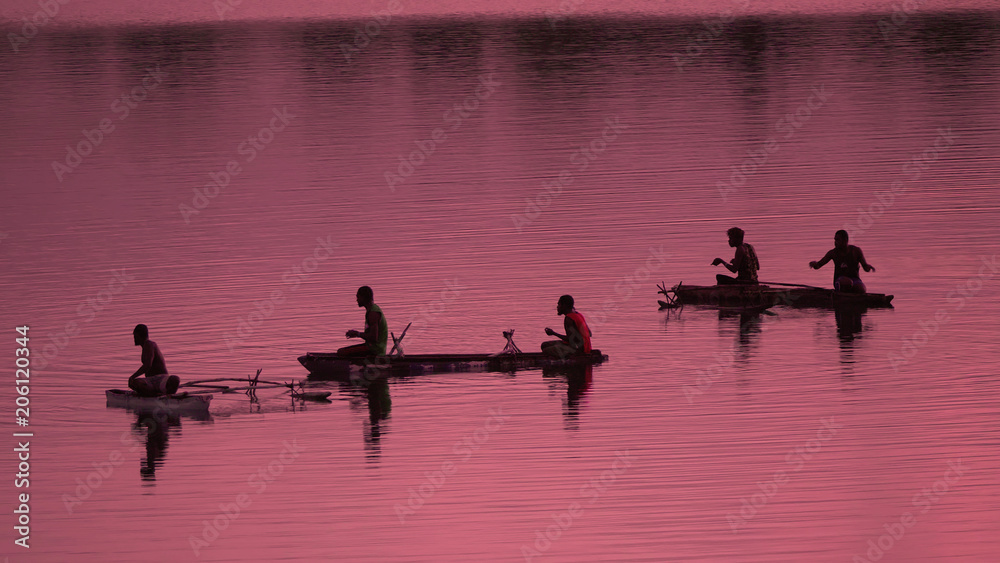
(809, 229), (876, 293)
(338, 285), (388, 357)
(542, 295), (592, 358)
(712, 227), (760, 285)
(128, 324), (180, 396)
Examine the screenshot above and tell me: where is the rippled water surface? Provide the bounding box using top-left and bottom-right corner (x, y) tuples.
(1, 11), (999, 563)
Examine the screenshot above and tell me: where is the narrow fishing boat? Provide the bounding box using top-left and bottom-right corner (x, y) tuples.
(299, 330), (608, 379)
(658, 282), (894, 309)
(105, 389), (213, 412)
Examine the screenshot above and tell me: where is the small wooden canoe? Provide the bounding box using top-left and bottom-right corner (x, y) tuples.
(661, 283), (893, 309)
(105, 389), (213, 412)
(298, 350), (608, 380)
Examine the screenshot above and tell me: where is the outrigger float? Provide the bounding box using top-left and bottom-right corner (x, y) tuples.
(657, 281), (894, 310)
(299, 327), (608, 380)
(106, 369), (331, 413)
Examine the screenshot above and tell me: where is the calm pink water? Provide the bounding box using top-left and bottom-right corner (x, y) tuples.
(1, 12), (999, 563)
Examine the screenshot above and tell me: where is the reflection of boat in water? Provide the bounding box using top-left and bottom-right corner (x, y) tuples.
(106, 389), (212, 419)
(659, 282), (894, 309)
(300, 350), (608, 380)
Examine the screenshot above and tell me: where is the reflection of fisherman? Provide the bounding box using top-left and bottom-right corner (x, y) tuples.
(363, 378), (391, 461)
(543, 364), (592, 431)
(135, 411), (177, 481)
(128, 324), (180, 397)
(542, 295), (592, 358)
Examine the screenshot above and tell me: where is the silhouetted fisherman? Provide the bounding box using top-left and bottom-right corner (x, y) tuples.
(712, 227), (760, 285)
(338, 286), (388, 357)
(809, 229), (876, 293)
(542, 295), (592, 358)
(128, 324), (180, 396)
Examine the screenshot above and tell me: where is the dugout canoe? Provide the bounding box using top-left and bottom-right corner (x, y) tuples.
(105, 389), (213, 412)
(298, 350), (608, 380)
(660, 283), (894, 309)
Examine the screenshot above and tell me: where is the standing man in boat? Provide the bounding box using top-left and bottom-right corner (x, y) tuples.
(128, 324), (180, 397)
(809, 229), (876, 293)
(542, 295), (592, 358)
(338, 285), (388, 357)
(712, 227), (760, 285)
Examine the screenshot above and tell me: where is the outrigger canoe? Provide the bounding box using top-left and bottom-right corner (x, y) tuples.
(299, 350), (608, 379)
(659, 282), (894, 309)
(105, 389), (213, 412)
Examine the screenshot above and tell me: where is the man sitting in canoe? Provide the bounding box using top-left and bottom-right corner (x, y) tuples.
(128, 324), (180, 397)
(712, 227), (760, 285)
(542, 295), (592, 358)
(809, 229), (875, 293)
(338, 285), (388, 357)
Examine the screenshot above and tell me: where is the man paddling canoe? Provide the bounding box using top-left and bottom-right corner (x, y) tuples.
(809, 229), (875, 293)
(128, 324), (180, 397)
(338, 285), (388, 357)
(712, 227), (760, 285)
(542, 295), (592, 358)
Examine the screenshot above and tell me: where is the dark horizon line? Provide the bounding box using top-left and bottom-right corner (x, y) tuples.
(1, 8), (998, 35)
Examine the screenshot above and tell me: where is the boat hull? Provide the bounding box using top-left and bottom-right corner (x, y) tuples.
(105, 389), (213, 412)
(298, 350), (608, 380)
(664, 284), (894, 309)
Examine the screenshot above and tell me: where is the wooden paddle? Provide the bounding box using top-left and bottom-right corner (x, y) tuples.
(756, 280), (830, 291)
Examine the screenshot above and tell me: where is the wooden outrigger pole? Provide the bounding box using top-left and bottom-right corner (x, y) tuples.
(180, 369), (331, 401)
